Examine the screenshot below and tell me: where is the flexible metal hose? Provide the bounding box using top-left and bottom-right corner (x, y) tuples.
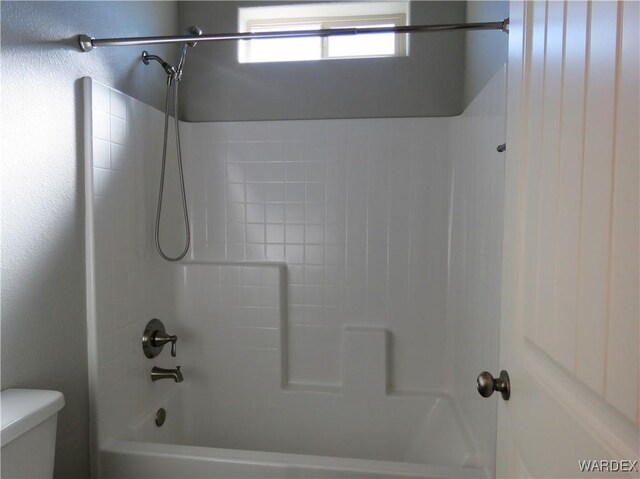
(155, 79), (190, 261)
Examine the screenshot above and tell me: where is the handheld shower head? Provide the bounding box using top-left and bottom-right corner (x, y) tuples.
(175, 26), (203, 77)
(142, 27), (203, 262)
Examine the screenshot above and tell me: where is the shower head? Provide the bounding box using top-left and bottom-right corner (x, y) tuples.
(175, 26), (203, 78)
(141, 51), (176, 77)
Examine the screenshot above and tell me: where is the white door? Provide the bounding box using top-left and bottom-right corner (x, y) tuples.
(496, 1), (639, 477)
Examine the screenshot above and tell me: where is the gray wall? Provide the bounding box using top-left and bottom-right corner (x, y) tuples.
(0, 2), (178, 478)
(177, 1), (466, 121)
(463, 1), (509, 107)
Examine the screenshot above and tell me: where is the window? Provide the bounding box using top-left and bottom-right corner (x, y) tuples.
(238, 2), (409, 63)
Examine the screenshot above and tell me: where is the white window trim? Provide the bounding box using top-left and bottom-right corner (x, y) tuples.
(238, 2), (410, 64)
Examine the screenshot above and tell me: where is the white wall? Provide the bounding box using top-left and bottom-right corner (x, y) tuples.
(447, 68), (506, 478)
(179, 118), (451, 392)
(0, 3), (178, 478)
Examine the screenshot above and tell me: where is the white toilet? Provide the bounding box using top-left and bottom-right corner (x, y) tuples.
(1, 389), (65, 479)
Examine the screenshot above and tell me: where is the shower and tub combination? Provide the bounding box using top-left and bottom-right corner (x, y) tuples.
(83, 16), (508, 479)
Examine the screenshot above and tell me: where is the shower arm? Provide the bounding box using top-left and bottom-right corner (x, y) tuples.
(78, 19), (509, 52)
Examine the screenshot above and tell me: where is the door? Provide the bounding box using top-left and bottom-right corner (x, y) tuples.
(497, 1), (639, 477)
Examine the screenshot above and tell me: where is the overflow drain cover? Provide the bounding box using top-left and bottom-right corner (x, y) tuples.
(155, 408), (166, 427)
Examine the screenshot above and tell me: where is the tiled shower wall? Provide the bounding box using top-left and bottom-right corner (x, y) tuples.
(87, 78), (456, 449)
(446, 68), (506, 477)
(86, 79), (181, 456)
(180, 119), (451, 391)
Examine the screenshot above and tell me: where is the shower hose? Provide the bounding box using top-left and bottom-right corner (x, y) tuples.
(155, 79), (190, 261)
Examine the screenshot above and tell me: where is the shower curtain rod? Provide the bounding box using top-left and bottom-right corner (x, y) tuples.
(78, 19), (509, 52)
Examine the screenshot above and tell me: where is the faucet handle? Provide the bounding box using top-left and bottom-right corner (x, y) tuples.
(142, 319), (178, 358)
(152, 331), (177, 356)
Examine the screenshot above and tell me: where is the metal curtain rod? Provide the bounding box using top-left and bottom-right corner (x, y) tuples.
(78, 19), (509, 52)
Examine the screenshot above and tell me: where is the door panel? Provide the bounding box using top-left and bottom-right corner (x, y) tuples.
(498, 1), (639, 477)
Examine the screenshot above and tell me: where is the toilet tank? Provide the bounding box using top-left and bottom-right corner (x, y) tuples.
(1, 389), (65, 479)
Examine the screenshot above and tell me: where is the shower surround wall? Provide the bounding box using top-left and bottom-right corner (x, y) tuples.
(85, 79), (182, 464)
(179, 119), (451, 391)
(86, 78), (453, 431)
(87, 71), (506, 476)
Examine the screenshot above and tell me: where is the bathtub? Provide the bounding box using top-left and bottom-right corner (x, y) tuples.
(100, 391), (483, 479)
(101, 441), (482, 478)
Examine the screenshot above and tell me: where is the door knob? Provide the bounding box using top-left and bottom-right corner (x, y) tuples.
(477, 370), (511, 400)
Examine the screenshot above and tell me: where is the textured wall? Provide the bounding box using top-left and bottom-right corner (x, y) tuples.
(0, 3), (178, 478)
(176, 1), (466, 121)
(463, 1), (509, 107)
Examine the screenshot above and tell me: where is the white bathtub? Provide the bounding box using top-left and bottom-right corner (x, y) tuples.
(100, 391), (483, 479)
(101, 441), (482, 478)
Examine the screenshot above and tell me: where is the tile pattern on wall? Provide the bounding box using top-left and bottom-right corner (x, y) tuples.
(181, 119), (451, 392)
(87, 79), (499, 468)
(171, 263), (474, 466)
(87, 80), (458, 457)
(87, 79), (184, 449)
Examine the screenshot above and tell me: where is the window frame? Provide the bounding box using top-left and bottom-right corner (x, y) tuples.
(238, 3), (409, 64)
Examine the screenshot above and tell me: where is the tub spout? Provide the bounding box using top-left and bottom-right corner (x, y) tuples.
(151, 366), (183, 383)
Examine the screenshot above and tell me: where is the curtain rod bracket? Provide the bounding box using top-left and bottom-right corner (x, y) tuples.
(78, 34), (95, 52)
(501, 18), (510, 34)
